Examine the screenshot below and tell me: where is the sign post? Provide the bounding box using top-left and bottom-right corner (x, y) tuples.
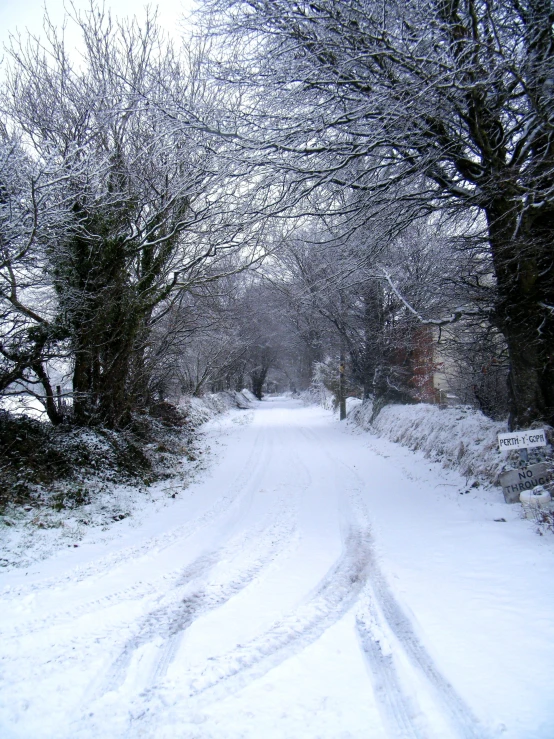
(498, 430), (550, 503)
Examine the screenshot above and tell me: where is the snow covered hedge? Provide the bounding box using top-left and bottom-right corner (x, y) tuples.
(348, 401), (552, 488)
(1, 390), (257, 568)
(179, 390), (256, 425)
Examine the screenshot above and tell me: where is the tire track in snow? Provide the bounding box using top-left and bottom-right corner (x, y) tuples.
(142, 425), (313, 689)
(107, 431), (362, 735)
(368, 570), (485, 739)
(157, 521), (373, 711)
(356, 612), (428, 739)
(149, 509), (291, 686)
(94, 431), (302, 698)
(148, 487), (300, 687)
(302, 423), (486, 739)
(4, 580), (161, 639)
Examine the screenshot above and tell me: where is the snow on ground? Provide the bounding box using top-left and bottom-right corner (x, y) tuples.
(1, 397), (553, 738)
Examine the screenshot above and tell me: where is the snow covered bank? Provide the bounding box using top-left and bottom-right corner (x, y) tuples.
(348, 400), (553, 490)
(180, 389), (257, 425)
(0, 391), (256, 570)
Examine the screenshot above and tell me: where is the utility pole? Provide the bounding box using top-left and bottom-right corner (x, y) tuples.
(339, 290), (347, 420)
(339, 352), (346, 420)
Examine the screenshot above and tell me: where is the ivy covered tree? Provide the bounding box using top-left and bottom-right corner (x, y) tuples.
(2, 7), (250, 427)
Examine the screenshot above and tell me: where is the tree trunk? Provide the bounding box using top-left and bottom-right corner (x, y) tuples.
(72, 346), (94, 425)
(487, 200), (554, 429)
(251, 370), (267, 400)
(71, 305), (141, 428)
(32, 361), (63, 425)
(338, 349), (346, 421)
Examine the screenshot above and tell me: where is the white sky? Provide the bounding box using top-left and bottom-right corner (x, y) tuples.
(0, 1), (196, 57)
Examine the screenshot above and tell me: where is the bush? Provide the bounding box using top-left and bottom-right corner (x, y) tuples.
(0, 403), (190, 513)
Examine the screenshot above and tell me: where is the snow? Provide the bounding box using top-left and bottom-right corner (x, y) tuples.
(1, 397), (554, 738)
(0, 391), (256, 570)
(180, 390), (256, 426)
(349, 399), (551, 488)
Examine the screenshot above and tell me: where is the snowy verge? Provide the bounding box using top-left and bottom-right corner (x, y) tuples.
(348, 400), (553, 490)
(0, 391), (255, 570)
(298, 386), (335, 410)
(179, 389), (257, 425)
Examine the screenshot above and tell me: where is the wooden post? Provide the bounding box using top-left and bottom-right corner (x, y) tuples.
(519, 448), (529, 465)
(339, 356), (346, 421)
(339, 291), (347, 421)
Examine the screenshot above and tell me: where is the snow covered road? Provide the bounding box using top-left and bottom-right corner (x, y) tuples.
(1, 397), (554, 738)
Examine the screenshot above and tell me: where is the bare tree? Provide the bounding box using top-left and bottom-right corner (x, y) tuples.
(204, 0), (554, 428)
(2, 6), (254, 427)
(0, 128), (70, 424)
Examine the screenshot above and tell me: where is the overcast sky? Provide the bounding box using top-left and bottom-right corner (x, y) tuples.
(0, 1), (195, 57)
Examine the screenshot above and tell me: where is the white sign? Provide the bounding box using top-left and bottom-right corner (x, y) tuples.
(498, 429), (547, 451)
(499, 463), (553, 503)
